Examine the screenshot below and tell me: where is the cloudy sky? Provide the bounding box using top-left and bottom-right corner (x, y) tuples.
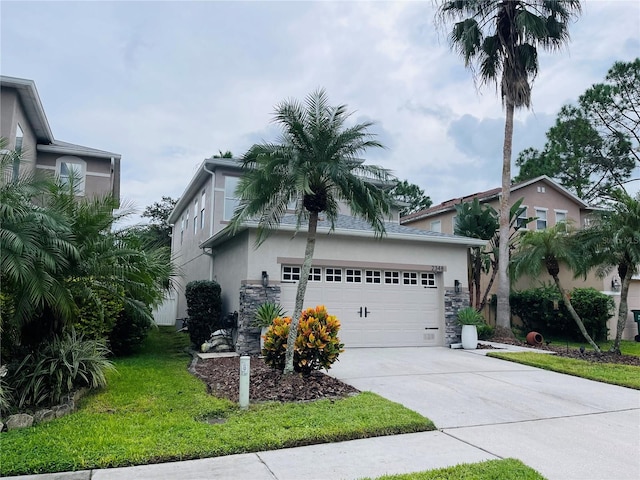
(2, 0), (639, 223)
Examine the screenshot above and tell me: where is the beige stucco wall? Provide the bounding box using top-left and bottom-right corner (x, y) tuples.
(246, 230), (469, 291)
(0, 89), (38, 170)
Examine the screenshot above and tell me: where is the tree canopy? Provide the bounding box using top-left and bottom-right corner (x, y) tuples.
(391, 180), (432, 216)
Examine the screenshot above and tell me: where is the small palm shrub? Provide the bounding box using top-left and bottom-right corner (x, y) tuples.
(251, 302), (286, 328)
(0, 365), (12, 414)
(263, 305), (344, 375)
(70, 280), (125, 340)
(11, 329), (114, 408)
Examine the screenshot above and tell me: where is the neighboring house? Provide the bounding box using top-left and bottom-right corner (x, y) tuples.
(0, 75), (121, 201)
(402, 175), (640, 340)
(168, 157), (486, 353)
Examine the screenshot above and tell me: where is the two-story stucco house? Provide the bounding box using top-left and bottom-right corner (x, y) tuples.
(167, 157), (486, 353)
(1, 75), (121, 201)
(401, 176), (640, 341)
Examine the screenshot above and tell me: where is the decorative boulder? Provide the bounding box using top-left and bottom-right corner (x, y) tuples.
(34, 409), (56, 424)
(6, 413), (34, 430)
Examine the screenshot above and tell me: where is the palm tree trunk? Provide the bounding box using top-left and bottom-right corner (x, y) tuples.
(551, 274), (601, 354)
(479, 259), (498, 313)
(467, 248), (474, 307)
(473, 247), (482, 308)
(496, 101), (514, 336)
(611, 266), (633, 354)
(283, 211), (318, 375)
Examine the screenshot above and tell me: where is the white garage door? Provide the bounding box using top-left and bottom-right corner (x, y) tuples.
(280, 266), (442, 348)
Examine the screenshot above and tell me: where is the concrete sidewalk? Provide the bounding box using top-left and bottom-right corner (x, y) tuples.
(5, 344), (640, 480)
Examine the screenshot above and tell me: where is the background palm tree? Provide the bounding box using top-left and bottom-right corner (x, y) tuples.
(229, 89), (394, 374)
(437, 0), (582, 336)
(511, 224), (600, 352)
(578, 190), (640, 353)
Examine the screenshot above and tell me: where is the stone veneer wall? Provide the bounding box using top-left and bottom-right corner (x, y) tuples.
(444, 288), (470, 345)
(236, 283), (281, 354)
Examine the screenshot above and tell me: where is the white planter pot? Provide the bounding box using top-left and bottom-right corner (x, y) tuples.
(461, 325), (478, 350)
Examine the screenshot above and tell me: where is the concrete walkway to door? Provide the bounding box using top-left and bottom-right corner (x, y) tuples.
(328, 346), (640, 480)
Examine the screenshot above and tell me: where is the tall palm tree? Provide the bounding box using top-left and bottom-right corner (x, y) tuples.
(578, 190), (640, 353)
(229, 89), (394, 374)
(437, 0), (582, 336)
(511, 224), (600, 352)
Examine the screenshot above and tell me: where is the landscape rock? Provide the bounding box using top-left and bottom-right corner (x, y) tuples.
(6, 413), (34, 430)
(34, 409), (56, 424)
(53, 403), (72, 418)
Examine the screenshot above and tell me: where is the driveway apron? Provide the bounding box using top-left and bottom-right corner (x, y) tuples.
(328, 346), (640, 480)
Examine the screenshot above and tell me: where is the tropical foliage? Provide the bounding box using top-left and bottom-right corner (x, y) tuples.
(229, 88), (394, 374)
(510, 224), (600, 352)
(577, 190), (640, 353)
(185, 280), (222, 347)
(1, 140), (174, 411)
(252, 301), (287, 328)
(391, 179), (432, 216)
(262, 306), (344, 374)
(437, 0), (582, 335)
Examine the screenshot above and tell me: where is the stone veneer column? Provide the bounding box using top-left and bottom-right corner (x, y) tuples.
(443, 288), (470, 345)
(236, 283), (281, 354)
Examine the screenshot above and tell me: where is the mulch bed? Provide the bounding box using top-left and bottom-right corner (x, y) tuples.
(488, 334), (640, 367)
(192, 356), (359, 403)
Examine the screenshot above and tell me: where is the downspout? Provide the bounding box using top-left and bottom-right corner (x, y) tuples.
(203, 163), (216, 281)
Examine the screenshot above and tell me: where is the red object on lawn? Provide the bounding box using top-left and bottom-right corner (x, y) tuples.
(526, 331), (544, 346)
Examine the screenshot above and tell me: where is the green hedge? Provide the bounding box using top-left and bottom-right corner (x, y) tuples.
(511, 285), (613, 341)
(185, 280), (222, 347)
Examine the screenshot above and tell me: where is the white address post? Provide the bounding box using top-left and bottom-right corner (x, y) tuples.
(239, 355), (250, 409)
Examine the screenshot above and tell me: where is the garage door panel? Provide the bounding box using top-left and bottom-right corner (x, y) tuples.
(280, 278), (442, 347)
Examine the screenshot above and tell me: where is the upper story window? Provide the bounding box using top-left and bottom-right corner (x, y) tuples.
(535, 208), (548, 230)
(200, 191), (206, 229)
(180, 215), (185, 244)
(430, 220), (441, 233)
(516, 206), (529, 230)
(185, 208), (189, 233)
(193, 199), (198, 234)
(11, 124), (24, 181)
(224, 176), (241, 221)
(451, 215), (458, 234)
(56, 156), (86, 195)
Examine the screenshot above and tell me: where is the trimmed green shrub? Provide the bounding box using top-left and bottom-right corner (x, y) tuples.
(70, 280), (124, 340)
(10, 329), (114, 408)
(108, 303), (154, 356)
(263, 305), (344, 374)
(185, 280), (222, 347)
(511, 285), (613, 341)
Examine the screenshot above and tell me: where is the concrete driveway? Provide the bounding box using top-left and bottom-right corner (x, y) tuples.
(328, 346), (640, 480)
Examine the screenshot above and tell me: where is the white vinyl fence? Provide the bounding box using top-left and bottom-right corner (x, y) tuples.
(152, 292), (178, 326)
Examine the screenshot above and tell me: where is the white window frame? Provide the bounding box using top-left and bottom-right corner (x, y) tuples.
(535, 208), (548, 230)
(308, 267), (322, 282)
(180, 215), (185, 244)
(224, 176), (241, 221)
(403, 272), (419, 285)
(365, 270), (382, 284)
(421, 272), (437, 288)
(345, 269), (362, 283)
(200, 191), (206, 229)
(282, 266), (301, 282)
(325, 268), (342, 283)
(554, 210), (567, 225)
(193, 199), (198, 234)
(384, 271), (400, 284)
(430, 220), (441, 233)
(516, 205), (529, 230)
(56, 156), (86, 195)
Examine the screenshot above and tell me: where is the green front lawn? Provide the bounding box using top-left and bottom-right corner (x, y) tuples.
(371, 458), (546, 479)
(0, 328), (434, 476)
(488, 351), (640, 389)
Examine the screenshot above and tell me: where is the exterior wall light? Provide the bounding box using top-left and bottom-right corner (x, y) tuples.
(611, 277), (620, 291)
(454, 279), (461, 294)
(262, 271), (269, 288)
